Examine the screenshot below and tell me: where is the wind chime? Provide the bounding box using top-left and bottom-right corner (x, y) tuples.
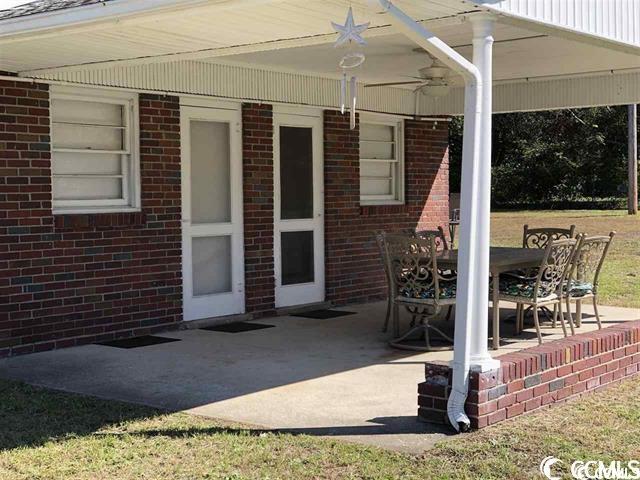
(331, 7), (369, 130)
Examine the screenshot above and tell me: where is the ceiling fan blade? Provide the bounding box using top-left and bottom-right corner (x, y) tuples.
(364, 81), (424, 88)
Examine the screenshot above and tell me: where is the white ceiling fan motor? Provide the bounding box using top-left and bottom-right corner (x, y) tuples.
(416, 56), (451, 97)
(364, 51), (452, 97)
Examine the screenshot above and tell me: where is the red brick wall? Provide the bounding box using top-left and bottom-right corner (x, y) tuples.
(419, 321), (640, 428)
(242, 103), (275, 315)
(1, 85), (449, 355)
(323, 111), (450, 305)
(242, 108), (449, 312)
(0, 83), (182, 357)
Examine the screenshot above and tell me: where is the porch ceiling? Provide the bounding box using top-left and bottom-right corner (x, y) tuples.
(213, 21), (640, 88)
(0, 0), (475, 73)
(2, 0), (638, 79)
(1, 0), (638, 115)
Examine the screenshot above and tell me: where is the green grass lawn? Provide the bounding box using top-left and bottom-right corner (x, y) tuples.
(490, 210), (640, 308)
(1, 376), (639, 480)
(1, 209), (638, 479)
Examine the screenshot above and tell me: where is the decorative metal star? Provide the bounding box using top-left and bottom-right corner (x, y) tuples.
(331, 7), (369, 47)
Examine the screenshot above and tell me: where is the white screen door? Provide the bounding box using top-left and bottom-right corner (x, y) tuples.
(274, 109), (324, 308)
(181, 103), (244, 320)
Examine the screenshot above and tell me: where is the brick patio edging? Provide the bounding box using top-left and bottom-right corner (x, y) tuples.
(418, 320), (640, 429)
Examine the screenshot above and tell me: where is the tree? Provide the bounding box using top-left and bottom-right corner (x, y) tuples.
(449, 106), (633, 205)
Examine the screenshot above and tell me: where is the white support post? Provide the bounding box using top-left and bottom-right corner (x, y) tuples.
(465, 14), (500, 372)
(629, 104), (638, 215)
(371, 0), (499, 431)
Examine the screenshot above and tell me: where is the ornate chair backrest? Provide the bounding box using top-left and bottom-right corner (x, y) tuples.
(523, 224), (576, 249)
(376, 229), (427, 263)
(535, 237), (579, 298)
(383, 233), (453, 303)
(416, 226), (449, 251)
(567, 232), (615, 293)
(374, 229), (416, 288)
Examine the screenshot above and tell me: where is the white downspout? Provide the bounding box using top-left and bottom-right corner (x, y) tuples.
(372, 0), (497, 431)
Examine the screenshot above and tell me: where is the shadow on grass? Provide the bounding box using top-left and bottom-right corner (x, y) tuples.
(276, 416), (453, 437)
(0, 379), (164, 451)
(103, 415), (452, 439)
(0, 379), (452, 453)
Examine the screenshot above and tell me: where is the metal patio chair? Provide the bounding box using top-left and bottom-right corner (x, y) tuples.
(416, 226), (449, 251)
(377, 227), (450, 333)
(564, 232), (615, 330)
(384, 233), (456, 351)
(499, 237), (579, 344)
(522, 224), (577, 249)
(375, 231), (394, 333)
(417, 226), (454, 322)
(520, 224), (577, 324)
(449, 208), (460, 247)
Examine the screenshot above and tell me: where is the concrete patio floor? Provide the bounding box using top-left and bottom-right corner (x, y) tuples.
(0, 301), (638, 454)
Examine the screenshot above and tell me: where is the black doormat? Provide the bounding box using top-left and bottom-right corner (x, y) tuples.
(200, 322), (275, 333)
(96, 335), (180, 349)
(292, 309), (356, 319)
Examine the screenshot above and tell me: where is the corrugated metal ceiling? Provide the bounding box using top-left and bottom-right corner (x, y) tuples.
(477, 0), (640, 49)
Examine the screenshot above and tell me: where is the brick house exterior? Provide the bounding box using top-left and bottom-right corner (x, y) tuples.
(0, 83), (183, 357)
(323, 111), (449, 305)
(0, 78), (450, 357)
(241, 103), (276, 316)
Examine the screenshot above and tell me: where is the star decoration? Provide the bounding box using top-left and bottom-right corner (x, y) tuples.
(332, 7), (369, 47)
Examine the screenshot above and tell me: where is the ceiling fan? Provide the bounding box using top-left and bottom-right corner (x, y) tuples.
(364, 51), (451, 97)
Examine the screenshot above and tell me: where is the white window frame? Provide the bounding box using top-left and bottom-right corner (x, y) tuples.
(50, 86), (140, 214)
(359, 114), (405, 205)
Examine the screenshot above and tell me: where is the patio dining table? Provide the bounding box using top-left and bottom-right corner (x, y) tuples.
(436, 247), (546, 350)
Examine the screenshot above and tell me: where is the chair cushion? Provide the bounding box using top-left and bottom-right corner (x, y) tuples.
(498, 276), (554, 299)
(568, 281), (594, 297)
(401, 281), (457, 300)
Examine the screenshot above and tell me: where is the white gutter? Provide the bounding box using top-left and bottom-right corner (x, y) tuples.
(373, 0), (484, 432)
